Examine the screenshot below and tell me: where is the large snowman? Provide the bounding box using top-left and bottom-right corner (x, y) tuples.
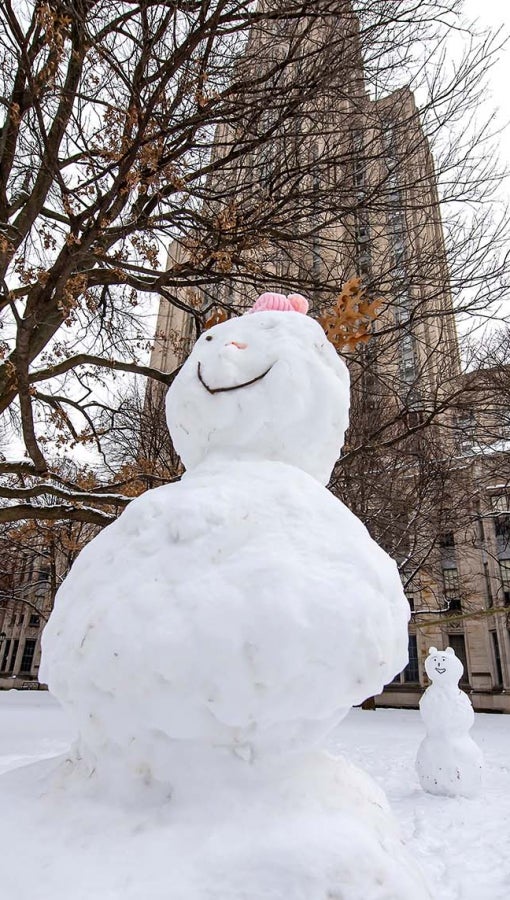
(416, 646), (484, 797)
(40, 292), (428, 899)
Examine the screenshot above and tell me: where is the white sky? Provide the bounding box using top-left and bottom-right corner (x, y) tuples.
(463, 0), (510, 176)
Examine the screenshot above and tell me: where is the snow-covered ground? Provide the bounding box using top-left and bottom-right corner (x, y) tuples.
(0, 691), (508, 899)
(333, 706), (510, 900)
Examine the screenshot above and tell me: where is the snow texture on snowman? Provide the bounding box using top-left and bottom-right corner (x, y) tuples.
(40, 292), (430, 899)
(416, 646), (484, 797)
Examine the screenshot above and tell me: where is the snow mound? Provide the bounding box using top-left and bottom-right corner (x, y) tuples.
(0, 745), (430, 900)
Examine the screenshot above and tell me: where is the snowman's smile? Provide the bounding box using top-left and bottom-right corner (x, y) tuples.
(197, 361), (274, 395)
(435, 666), (446, 674)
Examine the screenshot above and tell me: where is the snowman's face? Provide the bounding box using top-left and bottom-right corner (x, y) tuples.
(194, 315), (282, 395)
(166, 311), (350, 484)
(425, 648), (463, 686)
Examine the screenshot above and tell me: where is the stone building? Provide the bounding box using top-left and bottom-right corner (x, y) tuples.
(0, 543), (52, 687)
(0, 522), (96, 689)
(380, 367), (510, 713)
(149, 6), (510, 711)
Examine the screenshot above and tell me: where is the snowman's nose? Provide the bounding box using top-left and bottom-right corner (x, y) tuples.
(226, 341), (248, 349)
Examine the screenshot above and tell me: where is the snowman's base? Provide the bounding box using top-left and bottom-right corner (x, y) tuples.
(416, 736), (484, 798)
(0, 749), (430, 900)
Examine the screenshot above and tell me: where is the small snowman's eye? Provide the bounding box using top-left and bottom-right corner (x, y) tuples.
(205, 335), (213, 341)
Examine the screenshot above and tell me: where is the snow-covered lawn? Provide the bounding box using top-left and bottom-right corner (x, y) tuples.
(0, 691), (509, 900)
(333, 707), (510, 900)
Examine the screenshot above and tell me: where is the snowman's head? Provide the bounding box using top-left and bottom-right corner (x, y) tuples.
(425, 646), (463, 686)
(166, 294), (350, 484)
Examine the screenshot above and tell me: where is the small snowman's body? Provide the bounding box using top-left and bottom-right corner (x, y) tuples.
(416, 647), (483, 797)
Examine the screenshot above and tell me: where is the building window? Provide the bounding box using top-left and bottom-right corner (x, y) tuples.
(357, 252), (371, 277)
(355, 221), (369, 243)
(351, 128), (364, 152)
(439, 532), (455, 549)
(19, 639), (36, 674)
(390, 635), (420, 685)
(456, 411), (476, 452)
(396, 299), (412, 324)
(443, 567), (461, 611)
(0, 638), (11, 673)
(484, 562), (493, 607)
(29, 614), (40, 628)
(400, 333), (417, 384)
(490, 494), (509, 513)
(7, 639), (19, 673)
(394, 245), (406, 266)
(38, 565), (51, 584)
(491, 632), (503, 686)
(448, 634), (469, 684)
(353, 162), (365, 189)
(495, 515), (510, 539)
(499, 560), (510, 606)
(382, 122), (395, 150)
(405, 409), (425, 429)
(403, 635), (419, 683)
(401, 570), (417, 612)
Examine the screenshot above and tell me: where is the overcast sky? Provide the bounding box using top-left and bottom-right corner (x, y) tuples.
(462, 0), (510, 173)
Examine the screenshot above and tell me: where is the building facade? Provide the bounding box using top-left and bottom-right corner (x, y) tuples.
(0, 521), (96, 689)
(380, 368), (510, 713)
(0, 545), (52, 687)
(148, 7), (510, 712)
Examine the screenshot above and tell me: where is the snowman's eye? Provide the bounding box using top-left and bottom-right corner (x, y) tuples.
(205, 335), (213, 341)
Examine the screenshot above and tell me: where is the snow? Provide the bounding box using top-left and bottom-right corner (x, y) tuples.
(36, 305), (420, 897)
(416, 647), (484, 797)
(1, 694), (509, 900)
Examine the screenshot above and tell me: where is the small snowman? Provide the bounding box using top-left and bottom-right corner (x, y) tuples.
(416, 646), (484, 797)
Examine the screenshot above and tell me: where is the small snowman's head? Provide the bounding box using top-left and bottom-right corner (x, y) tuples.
(425, 646), (463, 686)
(166, 293), (349, 483)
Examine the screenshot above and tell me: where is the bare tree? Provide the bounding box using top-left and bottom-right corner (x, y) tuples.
(99, 376), (181, 481)
(0, 0), (508, 537)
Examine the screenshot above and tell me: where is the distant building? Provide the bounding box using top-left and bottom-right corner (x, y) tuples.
(0, 523), (96, 689)
(0, 545), (52, 687)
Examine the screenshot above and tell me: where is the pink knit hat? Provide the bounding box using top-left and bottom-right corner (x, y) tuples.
(248, 292), (309, 315)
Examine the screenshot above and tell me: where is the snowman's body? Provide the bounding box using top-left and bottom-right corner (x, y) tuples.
(416, 647), (483, 797)
(40, 299), (429, 899)
(42, 459), (407, 775)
